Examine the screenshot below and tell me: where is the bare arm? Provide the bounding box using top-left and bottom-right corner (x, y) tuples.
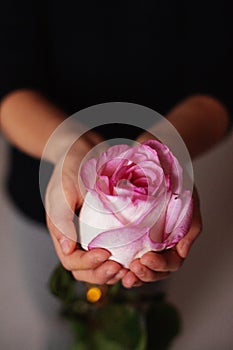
(136, 94), (230, 159)
(0, 89), (68, 162)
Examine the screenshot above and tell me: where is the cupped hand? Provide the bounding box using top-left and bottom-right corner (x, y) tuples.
(45, 134), (128, 285)
(121, 187), (202, 288)
(45, 131), (202, 289)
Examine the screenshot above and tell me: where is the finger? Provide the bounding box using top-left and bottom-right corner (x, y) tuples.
(51, 238), (111, 271)
(121, 271), (142, 289)
(45, 159), (80, 255)
(106, 268), (128, 285)
(133, 281), (144, 287)
(72, 260), (122, 285)
(47, 214), (77, 255)
(139, 249), (183, 272)
(176, 187), (202, 258)
(130, 258), (171, 282)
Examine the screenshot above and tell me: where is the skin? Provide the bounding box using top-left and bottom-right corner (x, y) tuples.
(0, 90), (230, 288)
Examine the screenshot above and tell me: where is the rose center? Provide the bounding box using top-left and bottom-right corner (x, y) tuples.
(98, 160), (149, 196)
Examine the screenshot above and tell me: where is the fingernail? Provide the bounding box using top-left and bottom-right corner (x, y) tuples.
(116, 269), (126, 279)
(60, 238), (70, 254)
(95, 252), (111, 263)
(106, 268), (117, 276)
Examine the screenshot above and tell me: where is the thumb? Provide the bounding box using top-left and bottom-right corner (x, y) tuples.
(44, 155), (81, 256)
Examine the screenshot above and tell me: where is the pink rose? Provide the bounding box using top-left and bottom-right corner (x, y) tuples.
(79, 140), (193, 268)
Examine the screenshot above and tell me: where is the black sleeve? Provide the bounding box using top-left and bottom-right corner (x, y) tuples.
(0, 0), (49, 101)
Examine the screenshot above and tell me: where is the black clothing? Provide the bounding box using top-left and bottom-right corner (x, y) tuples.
(1, 1), (233, 222)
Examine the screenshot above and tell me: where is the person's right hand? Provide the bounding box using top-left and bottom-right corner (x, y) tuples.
(45, 133), (128, 285)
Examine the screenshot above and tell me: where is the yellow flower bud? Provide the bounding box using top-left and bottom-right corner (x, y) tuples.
(86, 287), (102, 303)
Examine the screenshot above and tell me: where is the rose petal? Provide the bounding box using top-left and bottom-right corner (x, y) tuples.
(88, 226), (150, 268)
(100, 158), (129, 179)
(165, 191), (192, 236)
(97, 188), (167, 228)
(80, 158), (97, 189)
(95, 175), (112, 195)
(79, 191), (124, 248)
(164, 194), (183, 235)
(123, 143), (161, 165)
(148, 205), (167, 243)
(113, 180), (148, 199)
(165, 194), (193, 247)
(96, 144), (131, 174)
(79, 140), (193, 267)
(134, 160), (164, 195)
(143, 140), (183, 194)
(89, 226), (169, 267)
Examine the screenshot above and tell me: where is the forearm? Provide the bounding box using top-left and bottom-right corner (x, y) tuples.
(0, 89), (102, 163)
(165, 95), (230, 158)
(137, 94), (230, 159)
(0, 89), (68, 161)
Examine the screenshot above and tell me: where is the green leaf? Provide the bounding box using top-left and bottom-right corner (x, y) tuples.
(71, 340), (90, 350)
(49, 264), (75, 303)
(95, 303), (144, 349)
(70, 319), (89, 340)
(145, 301), (181, 350)
(93, 331), (125, 350)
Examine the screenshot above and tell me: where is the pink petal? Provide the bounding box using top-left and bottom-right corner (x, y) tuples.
(95, 175), (111, 195)
(165, 194), (193, 247)
(143, 140), (183, 194)
(123, 144), (161, 165)
(164, 194), (183, 235)
(110, 161), (133, 184)
(148, 205), (167, 243)
(98, 188), (167, 229)
(79, 191), (124, 248)
(132, 190), (169, 230)
(88, 225), (170, 267)
(100, 158), (128, 178)
(80, 158), (97, 189)
(88, 226), (148, 267)
(134, 160), (165, 195)
(89, 226), (147, 249)
(96, 144), (131, 174)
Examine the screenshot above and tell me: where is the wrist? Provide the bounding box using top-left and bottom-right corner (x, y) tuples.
(43, 119), (103, 164)
(47, 128), (105, 171)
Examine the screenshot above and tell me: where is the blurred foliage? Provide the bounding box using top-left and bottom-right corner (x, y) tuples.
(49, 264), (181, 350)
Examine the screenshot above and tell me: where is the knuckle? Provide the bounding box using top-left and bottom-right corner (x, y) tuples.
(134, 266), (147, 278)
(152, 272), (169, 282)
(158, 272), (170, 280)
(140, 274), (152, 283)
(71, 271), (92, 284)
(156, 255), (168, 270)
(61, 258), (72, 272)
(97, 265), (120, 285)
(95, 275), (109, 285)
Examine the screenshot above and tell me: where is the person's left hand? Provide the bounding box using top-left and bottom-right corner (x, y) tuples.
(45, 132), (128, 286)
(109, 188), (201, 288)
